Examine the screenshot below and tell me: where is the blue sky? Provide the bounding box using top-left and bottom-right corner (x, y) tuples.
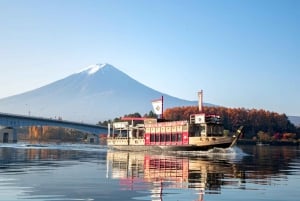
(0, 0), (299, 116)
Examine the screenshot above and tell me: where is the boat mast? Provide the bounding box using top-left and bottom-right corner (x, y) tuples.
(161, 95), (164, 119)
(198, 90), (203, 113)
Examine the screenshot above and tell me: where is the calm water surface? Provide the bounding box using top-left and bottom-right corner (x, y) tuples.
(0, 143), (299, 201)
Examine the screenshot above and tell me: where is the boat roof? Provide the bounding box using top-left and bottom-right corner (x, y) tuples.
(121, 117), (149, 121)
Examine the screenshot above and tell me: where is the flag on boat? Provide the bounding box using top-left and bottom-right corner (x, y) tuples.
(152, 98), (163, 115)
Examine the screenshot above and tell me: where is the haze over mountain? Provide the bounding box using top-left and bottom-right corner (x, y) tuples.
(0, 64), (204, 123)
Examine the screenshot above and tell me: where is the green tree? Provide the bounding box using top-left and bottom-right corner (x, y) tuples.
(143, 110), (157, 118)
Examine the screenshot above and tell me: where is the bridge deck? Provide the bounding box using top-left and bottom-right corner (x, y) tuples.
(0, 112), (107, 134)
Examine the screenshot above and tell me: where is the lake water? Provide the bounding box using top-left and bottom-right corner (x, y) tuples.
(0, 143), (299, 201)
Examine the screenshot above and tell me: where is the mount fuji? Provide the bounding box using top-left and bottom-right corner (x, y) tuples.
(0, 64), (203, 123)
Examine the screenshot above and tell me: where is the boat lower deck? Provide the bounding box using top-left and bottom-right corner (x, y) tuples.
(108, 140), (233, 152)
(107, 135), (235, 152)
(108, 143), (232, 152)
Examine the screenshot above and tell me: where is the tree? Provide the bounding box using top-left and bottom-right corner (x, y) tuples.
(143, 111), (157, 118)
(257, 131), (271, 141)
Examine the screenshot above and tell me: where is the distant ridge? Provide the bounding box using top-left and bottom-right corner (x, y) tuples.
(288, 116), (300, 127)
(0, 64), (209, 123)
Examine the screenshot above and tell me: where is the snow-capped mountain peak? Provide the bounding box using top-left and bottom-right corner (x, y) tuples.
(87, 64), (101, 75)
(79, 63), (109, 75)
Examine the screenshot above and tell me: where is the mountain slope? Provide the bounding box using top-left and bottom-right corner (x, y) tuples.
(0, 64), (202, 123)
(288, 116), (300, 127)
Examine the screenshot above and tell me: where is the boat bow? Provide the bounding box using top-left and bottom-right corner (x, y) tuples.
(230, 126), (244, 147)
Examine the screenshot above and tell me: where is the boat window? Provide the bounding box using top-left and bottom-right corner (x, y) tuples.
(138, 129), (145, 138)
(132, 129), (137, 138)
(166, 134), (171, 142)
(155, 134), (160, 142)
(161, 134), (166, 142)
(177, 133), (182, 142)
(207, 125), (212, 135)
(217, 125), (224, 135)
(171, 134), (177, 142)
(200, 125), (206, 135)
(150, 134), (155, 142)
(114, 129), (128, 137)
(206, 125), (223, 136)
(189, 125), (201, 137)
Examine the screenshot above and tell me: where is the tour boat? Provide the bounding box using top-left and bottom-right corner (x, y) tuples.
(107, 91), (243, 151)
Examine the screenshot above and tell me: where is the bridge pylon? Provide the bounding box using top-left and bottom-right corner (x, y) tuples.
(0, 127), (17, 143)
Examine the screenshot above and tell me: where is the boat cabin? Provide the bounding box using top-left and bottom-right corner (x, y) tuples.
(108, 113), (224, 146)
(189, 114), (223, 137)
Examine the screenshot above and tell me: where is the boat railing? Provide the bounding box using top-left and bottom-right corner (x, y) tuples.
(109, 135), (144, 139)
(110, 136), (128, 139)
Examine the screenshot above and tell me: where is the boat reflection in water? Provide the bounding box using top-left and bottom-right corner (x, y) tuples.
(106, 149), (244, 201)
